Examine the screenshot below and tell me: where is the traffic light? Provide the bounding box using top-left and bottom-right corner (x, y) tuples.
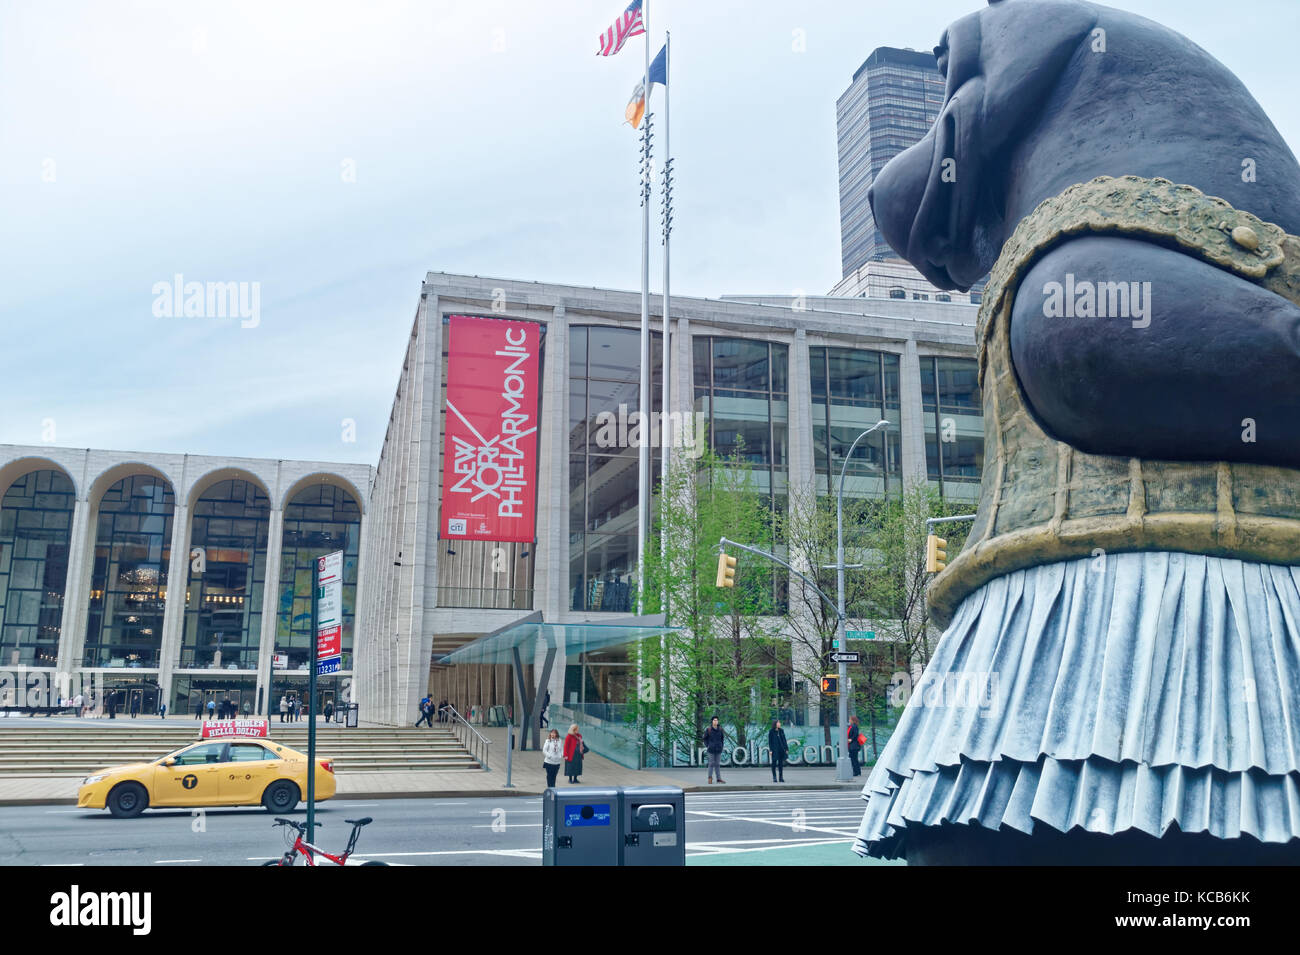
(925, 533), (948, 573)
(821, 675), (839, 695)
(715, 552), (737, 588)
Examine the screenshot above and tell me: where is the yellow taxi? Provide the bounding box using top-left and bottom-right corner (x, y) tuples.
(77, 737), (336, 818)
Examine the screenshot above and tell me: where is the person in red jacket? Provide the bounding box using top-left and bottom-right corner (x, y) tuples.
(563, 723), (587, 784)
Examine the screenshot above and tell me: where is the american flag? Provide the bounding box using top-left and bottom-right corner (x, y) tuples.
(598, 0), (644, 57)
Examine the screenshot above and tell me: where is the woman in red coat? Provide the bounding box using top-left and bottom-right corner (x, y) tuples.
(563, 723), (586, 784)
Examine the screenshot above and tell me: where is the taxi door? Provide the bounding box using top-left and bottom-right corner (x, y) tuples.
(220, 742), (282, 805)
(152, 742), (229, 807)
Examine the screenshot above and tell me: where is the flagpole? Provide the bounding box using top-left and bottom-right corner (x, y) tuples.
(658, 31), (671, 612)
(636, 0), (651, 616)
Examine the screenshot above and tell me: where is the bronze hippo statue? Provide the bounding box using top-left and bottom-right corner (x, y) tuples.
(856, 0), (1300, 864)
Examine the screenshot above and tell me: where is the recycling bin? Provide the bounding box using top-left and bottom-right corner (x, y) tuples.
(542, 787), (620, 866)
(619, 786), (686, 866)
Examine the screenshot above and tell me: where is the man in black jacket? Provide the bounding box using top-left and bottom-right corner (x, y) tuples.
(768, 719), (788, 783)
(703, 716), (726, 784)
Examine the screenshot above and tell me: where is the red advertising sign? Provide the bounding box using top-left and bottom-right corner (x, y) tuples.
(201, 718), (269, 739)
(440, 315), (541, 543)
(317, 624), (342, 661)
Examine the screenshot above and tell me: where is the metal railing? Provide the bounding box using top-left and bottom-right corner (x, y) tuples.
(443, 704), (490, 771)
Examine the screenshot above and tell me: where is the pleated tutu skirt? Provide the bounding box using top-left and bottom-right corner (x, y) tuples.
(853, 551), (1300, 858)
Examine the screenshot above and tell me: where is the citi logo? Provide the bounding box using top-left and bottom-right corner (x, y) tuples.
(49, 885), (151, 935)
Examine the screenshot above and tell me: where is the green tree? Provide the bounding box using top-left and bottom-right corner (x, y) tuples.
(639, 444), (783, 764)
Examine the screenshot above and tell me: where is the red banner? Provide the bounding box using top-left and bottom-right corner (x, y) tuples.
(201, 718), (269, 739)
(440, 315), (541, 542)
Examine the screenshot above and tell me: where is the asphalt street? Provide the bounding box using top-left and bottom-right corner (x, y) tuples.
(0, 790), (877, 866)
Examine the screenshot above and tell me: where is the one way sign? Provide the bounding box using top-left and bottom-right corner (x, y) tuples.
(830, 652), (860, 664)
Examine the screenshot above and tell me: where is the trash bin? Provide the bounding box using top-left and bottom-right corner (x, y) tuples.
(542, 787), (620, 866)
(619, 786), (686, 866)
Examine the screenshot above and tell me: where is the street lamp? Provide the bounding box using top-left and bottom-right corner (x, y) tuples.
(832, 419), (890, 781)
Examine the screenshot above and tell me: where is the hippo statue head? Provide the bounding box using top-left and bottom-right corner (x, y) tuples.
(869, 0), (1300, 469)
(870, 0), (1300, 291)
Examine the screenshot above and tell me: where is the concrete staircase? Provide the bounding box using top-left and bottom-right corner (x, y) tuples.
(0, 722), (481, 776)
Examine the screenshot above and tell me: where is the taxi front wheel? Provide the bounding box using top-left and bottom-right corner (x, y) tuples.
(262, 780), (300, 813)
(107, 782), (148, 818)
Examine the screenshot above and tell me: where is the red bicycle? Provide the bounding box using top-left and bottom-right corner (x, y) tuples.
(262, 816), (389, 866)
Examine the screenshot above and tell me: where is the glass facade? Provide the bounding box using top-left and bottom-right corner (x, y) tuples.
(84, 475), (175, 668)
(694, 336), (788, 498)
(921, 356), (984, 503)
(569, 325), (662, 612)
(0, 470), (74, 667)
(276, 484), (360, 671)
(837, 48), (946, 276)
(694, 336), (788, 609)
(810, 346), (903, 498)
(180, 479), (269, 670)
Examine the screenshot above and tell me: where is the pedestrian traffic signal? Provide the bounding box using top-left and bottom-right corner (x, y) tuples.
(925, 534), (947, 573)
(715, 552), (737, 588)
(821, 675), (838, 695)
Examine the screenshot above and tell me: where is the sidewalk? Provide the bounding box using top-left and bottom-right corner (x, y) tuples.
(0, 722), (868, 805)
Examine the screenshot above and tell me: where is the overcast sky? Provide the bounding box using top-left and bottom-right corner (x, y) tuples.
(3, 0), (1297, 465)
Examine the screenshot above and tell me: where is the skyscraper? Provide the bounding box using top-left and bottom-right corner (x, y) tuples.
(831, 46), (983, 304)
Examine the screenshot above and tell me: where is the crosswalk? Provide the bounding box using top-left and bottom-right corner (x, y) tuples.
(684, 790), (866, 857)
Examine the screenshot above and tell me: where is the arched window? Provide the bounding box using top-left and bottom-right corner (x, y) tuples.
(0, 470), (74, 667)
(84, 475), (175, 668)
(180, 479), (270, 670)
(276, 484), (361, 671)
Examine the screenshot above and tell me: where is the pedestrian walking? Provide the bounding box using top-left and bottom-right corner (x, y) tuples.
(542, 728), (564, 788)
(194, 697), (203, 720)
(159, 701), (167, 719)
(539, 690), (551, 729)
(847, 714), (863, 777)
(324, 700), (334, 722)
(129, 695), (140, 719)
(279, 695), (288, 723)
(205, 698), (216, 721)
(703, 716), (726, 784)
(563, 723), (587, 784)
(415, 696), (433, 728)
(73, 692), (84, 718)
(768, 719), (788, 783)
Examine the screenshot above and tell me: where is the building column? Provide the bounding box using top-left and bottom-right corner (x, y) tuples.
(349, 509), (369, 712)
(156, 502), (191, 706)
(788, 329), (815, 500)
(535, 306), (568, 620)
(899, 339), (928, 491)
(255, 507), (285, 717)
(405, 293), (441, 726)
(54, 496), (92, 684)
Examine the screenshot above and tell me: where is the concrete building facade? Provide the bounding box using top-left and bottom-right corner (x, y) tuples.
(0, 445), (371, 717)
(354, 273), (983, 728)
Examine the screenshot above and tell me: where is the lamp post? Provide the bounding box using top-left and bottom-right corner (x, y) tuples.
(832, 419), (890, 782)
